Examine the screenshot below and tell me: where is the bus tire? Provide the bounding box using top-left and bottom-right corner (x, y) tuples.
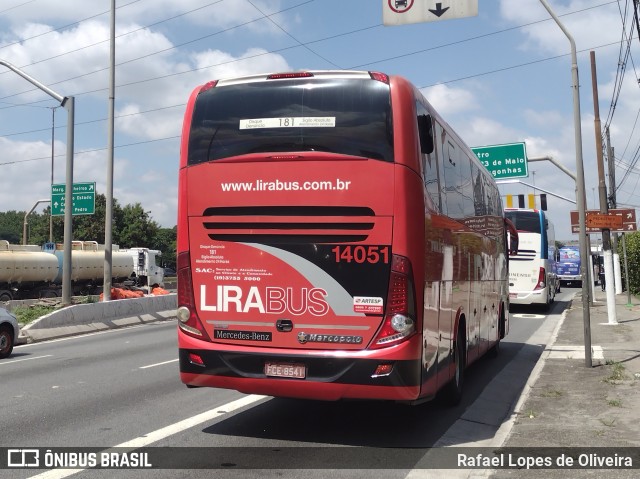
(446, 322), (466, 406)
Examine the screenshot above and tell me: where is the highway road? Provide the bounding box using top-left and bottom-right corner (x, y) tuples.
(0, 290), (577, 479)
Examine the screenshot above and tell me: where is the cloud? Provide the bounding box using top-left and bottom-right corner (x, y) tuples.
(0, 0), (288, 33)
(421, 83), (479, 116)
(499, 0), (622, 57)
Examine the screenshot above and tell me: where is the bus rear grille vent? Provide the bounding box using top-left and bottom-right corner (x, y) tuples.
(510, 249), (537, 261)
(202, 206), (375, 243)
(202, 206), (375, 216)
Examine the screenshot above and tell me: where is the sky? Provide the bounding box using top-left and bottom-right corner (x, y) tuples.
(0, 0), (639, 242)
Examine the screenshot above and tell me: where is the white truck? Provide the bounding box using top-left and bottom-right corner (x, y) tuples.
(0, 241), (165, 301)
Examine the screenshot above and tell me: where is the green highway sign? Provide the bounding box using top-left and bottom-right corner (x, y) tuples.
(51, 182), (96, 216)
(472, 142), (528, 180)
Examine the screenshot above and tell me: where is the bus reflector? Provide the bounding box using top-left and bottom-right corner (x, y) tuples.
(267, 72), (314, 80)
(188, 353), (205, 367)
(372, 363), (394, 377)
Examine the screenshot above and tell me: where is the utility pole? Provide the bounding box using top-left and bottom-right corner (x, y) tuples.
(605, 131), (622, 294)
(103, 0), (116, 301)
(591, 51), (617, 325)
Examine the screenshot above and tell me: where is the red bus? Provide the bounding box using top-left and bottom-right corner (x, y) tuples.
(177, 70), (516, 404)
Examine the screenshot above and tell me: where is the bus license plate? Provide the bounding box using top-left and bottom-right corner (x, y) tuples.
(264, 362), (306, 379)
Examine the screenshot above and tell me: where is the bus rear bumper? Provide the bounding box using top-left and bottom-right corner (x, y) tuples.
(509, 289), (548, 305)
(558, 275), (581, 282)
(178, 332), (422, 401)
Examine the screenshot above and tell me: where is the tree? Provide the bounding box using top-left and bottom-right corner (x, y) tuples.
(71, 194), (122, 243)
(115, 202), (160, 248)
(0, 211), (23, 244)
(153, 226), (177, 267)
(621, 232), (640, 295)
(0, 195), (175, 261)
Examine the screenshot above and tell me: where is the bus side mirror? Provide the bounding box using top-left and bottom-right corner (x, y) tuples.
(505, 218), (519, 256)
(418, 114), (434, 154)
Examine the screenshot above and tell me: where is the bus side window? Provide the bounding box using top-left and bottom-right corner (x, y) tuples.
(417, 114), (434, 154)
(418, 104), (442, 213)
(471, 162), (486, 216)
(459, 153), (474, 218)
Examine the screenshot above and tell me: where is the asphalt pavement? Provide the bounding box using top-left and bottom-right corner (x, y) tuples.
(485, 287), (640, 478)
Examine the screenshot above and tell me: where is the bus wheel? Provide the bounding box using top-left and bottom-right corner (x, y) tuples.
(446, 323), (465, 406)
(0, 290), (12, 302)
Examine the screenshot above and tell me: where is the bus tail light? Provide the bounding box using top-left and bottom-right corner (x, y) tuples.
(534, 267), (546, 290)
(371, 254), (416, 349)
(177, 251), (210, 340)
(199, 80), (218, 94)
(369, 71), (390, 84)
(267, 72), (314, 80)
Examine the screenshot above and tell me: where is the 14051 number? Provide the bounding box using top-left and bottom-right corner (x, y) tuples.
(331, 245), (390, 264)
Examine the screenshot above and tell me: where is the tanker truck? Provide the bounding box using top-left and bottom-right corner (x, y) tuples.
(0, 240), (164, 301)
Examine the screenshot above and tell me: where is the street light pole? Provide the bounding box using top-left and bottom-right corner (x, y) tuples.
(50, 106), (57, 243)
(538, 0), (592, 367)
(0, 59), (75, 306)
(23, 200), (51, 245)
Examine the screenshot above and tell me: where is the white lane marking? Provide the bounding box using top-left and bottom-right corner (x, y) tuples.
(0, 354), (52, 366)
(139, 359), (179, 369)
(511, 313), (545, 319)
(27, 394), (266, 479)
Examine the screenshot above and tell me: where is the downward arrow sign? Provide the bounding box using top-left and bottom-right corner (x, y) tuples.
(429, 2), (450, 17)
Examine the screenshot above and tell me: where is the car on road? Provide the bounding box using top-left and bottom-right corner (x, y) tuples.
(163, 267), (176, 277)
(0, 307), (19, 359)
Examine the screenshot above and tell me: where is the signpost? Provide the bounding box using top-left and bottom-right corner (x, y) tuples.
(382, 0), (478, 25)
(570, 209), (637, 233)
(471, 142), (528, 180)
(586, 213), (623, 230)
(51, 182), (96, 216)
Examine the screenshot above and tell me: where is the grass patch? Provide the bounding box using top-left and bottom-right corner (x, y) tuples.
(13, 305), (58, 325)
(607, 398), (622, 407)
(540, 389), (564, 398)
(604, 362), (627, 384)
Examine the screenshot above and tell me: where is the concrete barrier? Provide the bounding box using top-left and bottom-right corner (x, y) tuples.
(20, 293), (177, 343)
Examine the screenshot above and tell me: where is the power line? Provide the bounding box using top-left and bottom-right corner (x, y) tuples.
(0, 0), (314, 102)
(0, 0), (37, 15)
(0, 0), (632, 171)
(0, 0), (617, 105)
(0, 0), (143, 54)
(246, 0), (340, 69)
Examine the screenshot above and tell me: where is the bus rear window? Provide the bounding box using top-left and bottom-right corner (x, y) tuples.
(187, 78), (393, 164)
(505, 211), (542, 233)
